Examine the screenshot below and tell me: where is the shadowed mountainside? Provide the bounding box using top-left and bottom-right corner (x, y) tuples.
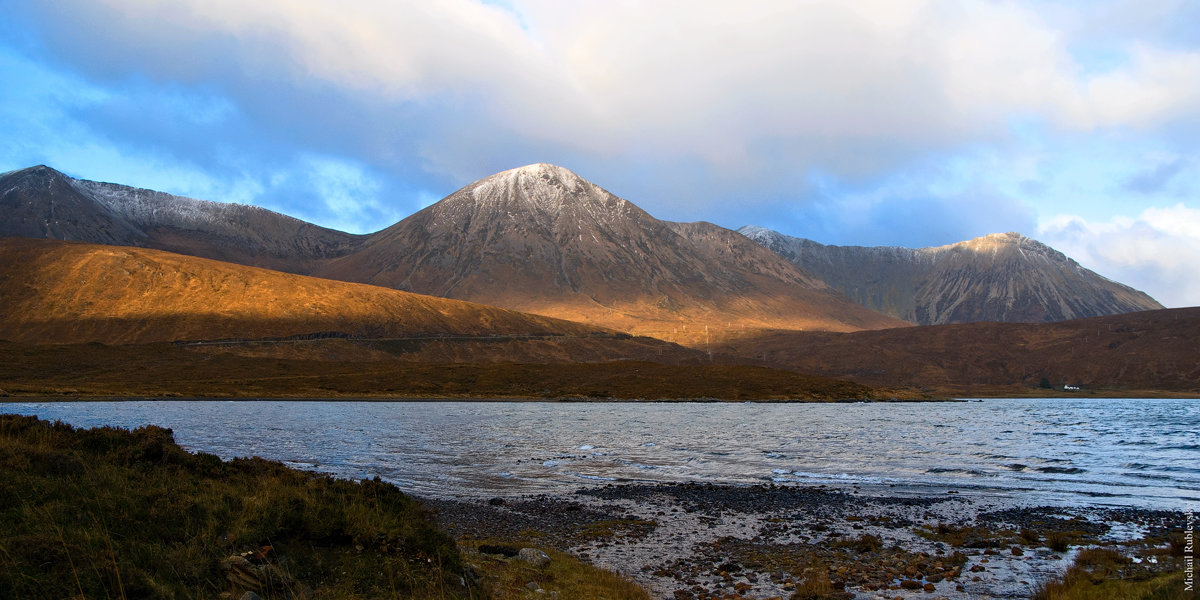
(317, 164), (907, 344)
(715, 307), (1200, 394)
(0, 165), (364, 273)
(739, 226), (1163, 325)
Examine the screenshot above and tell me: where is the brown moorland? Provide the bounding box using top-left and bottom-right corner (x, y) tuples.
(715, 307), (1200, 396)
(0, 341), (899, 401)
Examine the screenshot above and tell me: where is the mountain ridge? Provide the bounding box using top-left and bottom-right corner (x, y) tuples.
(2, 163), (1164, 340)
(738, 226), (1163, 324)
(0, 165), (364, 273)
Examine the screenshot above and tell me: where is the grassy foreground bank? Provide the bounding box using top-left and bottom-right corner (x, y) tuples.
(0, 415), (646, 599)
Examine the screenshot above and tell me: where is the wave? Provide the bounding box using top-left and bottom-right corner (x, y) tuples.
(926, 467), (991, 476)
(573, 473), (617, 481)
(1035, 466), (1086, 474)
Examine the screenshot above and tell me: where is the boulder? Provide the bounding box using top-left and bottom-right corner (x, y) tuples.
(518, 547), (551, 567)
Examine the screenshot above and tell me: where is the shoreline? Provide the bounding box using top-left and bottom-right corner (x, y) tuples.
(0, 394), (959, 402)
(421, 481), (1183, 599)
(7, 393), (1200, 402)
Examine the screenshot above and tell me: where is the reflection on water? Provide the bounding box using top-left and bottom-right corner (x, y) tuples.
(2, 398), (1196, 509)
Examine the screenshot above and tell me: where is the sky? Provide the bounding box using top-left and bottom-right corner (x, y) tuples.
(1, 1), (1198, 307)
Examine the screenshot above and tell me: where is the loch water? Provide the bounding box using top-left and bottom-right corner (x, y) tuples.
(2, 398), (1196, 510)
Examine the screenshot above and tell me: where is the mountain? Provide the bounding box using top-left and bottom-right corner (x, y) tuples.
(739, 226), (1163, 325)
(316, 164), (907, 343)
(714, 307), (1200, 395)
(0, 165), (363, 273)
(0, 237), (613, 345)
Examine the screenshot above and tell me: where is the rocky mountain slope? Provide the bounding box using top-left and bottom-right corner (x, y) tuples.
(316, 164), (907, 343)
(0, 237), (612, 345)
(739, 226), (1163, 324)
(0, 165), (363, 273)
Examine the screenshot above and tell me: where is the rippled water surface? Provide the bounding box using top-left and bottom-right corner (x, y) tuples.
(2, 398), (1196, 509)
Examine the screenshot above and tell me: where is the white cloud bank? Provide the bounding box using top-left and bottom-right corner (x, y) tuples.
(1039, 204), (1200, 308)
(33, 0), (1200, 181)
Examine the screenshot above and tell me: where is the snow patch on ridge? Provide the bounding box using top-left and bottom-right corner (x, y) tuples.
(71, 178), (282, 230)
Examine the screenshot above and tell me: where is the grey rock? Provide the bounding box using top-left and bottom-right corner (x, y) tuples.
(518, 547), (551, 567)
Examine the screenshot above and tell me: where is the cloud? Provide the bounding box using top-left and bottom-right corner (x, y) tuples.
(24, 1), (1200, 179)
(1039, 204), (1200, 308)
(1124, 156), (1188, 193)
(270, 155), (402, 235)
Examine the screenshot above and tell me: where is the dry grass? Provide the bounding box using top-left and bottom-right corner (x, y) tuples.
(461, 542), (649, 600)
(0, 341), (889, 401)
(1032, 547), (1188, 600)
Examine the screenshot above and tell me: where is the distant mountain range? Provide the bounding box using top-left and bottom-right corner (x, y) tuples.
(0, 164), (1165, 343)
(739, 226), (1163, 325)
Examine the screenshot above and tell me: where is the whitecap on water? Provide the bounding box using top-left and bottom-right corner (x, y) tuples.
(574, 473), (617, 481)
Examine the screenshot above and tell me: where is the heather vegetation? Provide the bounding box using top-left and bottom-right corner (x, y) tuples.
(0, 415), (648, 599)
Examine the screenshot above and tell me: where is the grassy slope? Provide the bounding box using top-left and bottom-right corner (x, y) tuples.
(0, 237), (603, 345)
(0, 415), (652, 599)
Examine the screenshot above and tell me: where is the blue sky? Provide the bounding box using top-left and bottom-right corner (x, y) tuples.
(2, 0), (1198, 307)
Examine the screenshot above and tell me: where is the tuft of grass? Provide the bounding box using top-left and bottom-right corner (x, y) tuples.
(1046, 531), (1072, 552)
(831, 533), (882, 553)
(576, 518), (658, 542)
(790, 559), (853, 600)
(915, 522), (1010, 548)
(1019, 528), (1041, 545)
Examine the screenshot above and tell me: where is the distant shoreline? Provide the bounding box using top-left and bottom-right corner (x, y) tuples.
(5, 392), (1198, 402)
(0, 394), (961, 403)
